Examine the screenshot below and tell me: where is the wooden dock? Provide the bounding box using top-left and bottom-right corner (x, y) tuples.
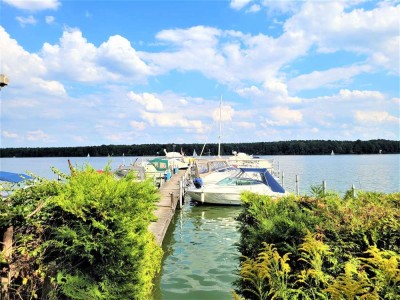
(149, 169), (189, 246)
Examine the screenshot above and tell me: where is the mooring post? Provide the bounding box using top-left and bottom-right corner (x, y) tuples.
(352, 184), (356, 198)
(295, 175), (299, 195)
(179, 180), (183, 209)
(281, 171), (285, 188)
(170, 192), (174, 208)
(323, 180), (327, 195)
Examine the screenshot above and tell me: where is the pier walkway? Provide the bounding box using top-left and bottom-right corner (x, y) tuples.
(149, 169), (190, 246)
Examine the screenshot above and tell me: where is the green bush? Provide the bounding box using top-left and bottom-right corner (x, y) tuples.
(234, 191), (400, 299)
(1, 166), (162, 299)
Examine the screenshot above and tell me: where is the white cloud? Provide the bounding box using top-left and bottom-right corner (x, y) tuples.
(2, 131), (19, 139)
(179, 98), (188, 105)
(129, 121), (146, 130)
(40, 28), (150, 83)
(26, 130), (51, 141)
(16, 15), (37, 26)
(72, 135), (86, 142)
(247, 4), (261, 13)
(138, 2), (398, 91)
(263, 107), (303, 126)
(127, 92), (163, 111)
(284, 1), (400, 73)
(0, 33), (66, 99)
(144, 26), (225, 80)
(4, 0), (60, 11)
(237, 121), (256, 129)
(288, 65), (373, 92)
(142, 23), (313, 89)
(338, 89), (385, 101)
(45, 16), (55, 24)
(311, 89), (386, 105)
(156, 25), (220, 48)
(31, 78), (66, 96)
(212, 105), (235, 122)
(98, 35), (150, 79)
(237, 79), (301, 104)
(260, 0), (300, 14)
(230, 0), (252, 10)
(141, 111), (206, 133)
(355, 111), (399, 124)
(236, 85), (264, 98)
(40, 29), (103, 82)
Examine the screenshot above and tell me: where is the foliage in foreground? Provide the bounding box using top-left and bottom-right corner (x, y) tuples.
(1, 166), (162, 299)
(234, 190), (400, 299)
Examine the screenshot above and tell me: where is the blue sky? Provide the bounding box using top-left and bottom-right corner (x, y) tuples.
(1, 0), (399, 148)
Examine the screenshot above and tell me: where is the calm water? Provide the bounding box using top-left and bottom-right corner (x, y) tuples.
(1, 154), (399, 300)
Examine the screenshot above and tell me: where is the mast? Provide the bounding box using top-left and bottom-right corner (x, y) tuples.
(218, 95), (222, 157)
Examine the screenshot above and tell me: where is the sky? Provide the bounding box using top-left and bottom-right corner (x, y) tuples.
(0, 0), (399, 148)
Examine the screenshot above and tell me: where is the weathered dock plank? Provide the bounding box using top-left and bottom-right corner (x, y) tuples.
(149, 169), (188, 246)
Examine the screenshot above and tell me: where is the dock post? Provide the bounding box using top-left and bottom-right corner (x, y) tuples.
(352, 184), (356, 198)
(170, 192), (174, 208)
(179, 180), (183, 209)
(201, 192), (205, 203)
(281, 171), (285, 188)
(322, 180), (326, 195)
(295, 175), (299, 195)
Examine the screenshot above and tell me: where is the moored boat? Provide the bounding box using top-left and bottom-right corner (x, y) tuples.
(186, 167), (287, 205)
(228, 151), (274, 170)
(0, 171), (33, 183)
(191, 158), (237, 186)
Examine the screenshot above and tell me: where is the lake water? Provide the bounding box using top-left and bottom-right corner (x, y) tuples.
(1, 154), (399, 299)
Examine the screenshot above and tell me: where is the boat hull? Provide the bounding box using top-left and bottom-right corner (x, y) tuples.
(186, 184), (286, 206)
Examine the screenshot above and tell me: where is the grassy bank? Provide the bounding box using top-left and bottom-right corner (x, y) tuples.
(234, 190), (400, 299)
(1, 167), (162, 300)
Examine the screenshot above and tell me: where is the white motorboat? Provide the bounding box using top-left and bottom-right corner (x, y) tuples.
(191, 158), (237, 186)
(228, 151), (274, 170)
(163, 149), (190, 169)
(113, 165), (146, 181)
(186, 167), (287, 205)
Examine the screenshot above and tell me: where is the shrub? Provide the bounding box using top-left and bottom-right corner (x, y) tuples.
(234, 191), (400, 299)
(1, 166), (162, 300)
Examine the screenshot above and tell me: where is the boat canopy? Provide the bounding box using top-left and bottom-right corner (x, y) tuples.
(114, 166), (145, 180)
(239, 168), (285, 193)
(0, 171), (33, 183)
(149, 158), (169, 171)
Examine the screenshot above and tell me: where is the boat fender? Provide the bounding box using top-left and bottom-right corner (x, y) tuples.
(193, 177), (203, 189)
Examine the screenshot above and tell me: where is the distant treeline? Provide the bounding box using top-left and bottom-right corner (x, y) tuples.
(1, 139), (399, 158)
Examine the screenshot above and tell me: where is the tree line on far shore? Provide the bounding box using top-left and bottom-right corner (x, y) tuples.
(1, 139), (399, 158)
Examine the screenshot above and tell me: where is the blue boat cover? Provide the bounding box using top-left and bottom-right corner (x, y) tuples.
(264, 170), (285, 193)
(0, 171), (33, 183)
(240, 167), (285, 193)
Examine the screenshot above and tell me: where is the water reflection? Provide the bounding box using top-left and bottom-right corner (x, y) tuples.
(153, 201), (241, 300)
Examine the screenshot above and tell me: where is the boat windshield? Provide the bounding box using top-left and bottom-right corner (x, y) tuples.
(217, 177), (264, 186)
(240, 171), (265, 182)
(196, 160), (230, 174)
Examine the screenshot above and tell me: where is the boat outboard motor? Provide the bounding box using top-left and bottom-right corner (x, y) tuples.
(193, 177), (203, 189)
